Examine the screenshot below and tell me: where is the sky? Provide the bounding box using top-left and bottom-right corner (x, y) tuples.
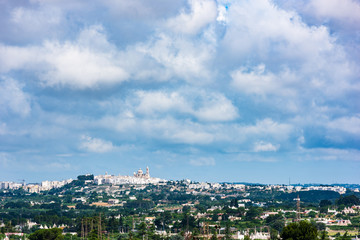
(0, 0), (359, 184)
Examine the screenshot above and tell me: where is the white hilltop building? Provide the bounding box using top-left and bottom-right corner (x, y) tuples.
(134, 166), (150, 179)
(94, 167), (164, 185)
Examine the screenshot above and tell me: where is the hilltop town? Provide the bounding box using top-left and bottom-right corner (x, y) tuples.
(1, 168), (360, 240)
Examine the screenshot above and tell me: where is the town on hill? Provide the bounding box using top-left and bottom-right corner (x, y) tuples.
(1, 168), (360, 240)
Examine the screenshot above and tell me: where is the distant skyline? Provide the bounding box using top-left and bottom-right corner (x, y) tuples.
(0, 0), (359, 184)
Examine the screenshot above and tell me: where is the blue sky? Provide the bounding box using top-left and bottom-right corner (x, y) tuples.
(0, 0), (359, 184)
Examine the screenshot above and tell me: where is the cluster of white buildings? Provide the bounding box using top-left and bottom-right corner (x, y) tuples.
(326, 206), (360, 216)
(0, 167), (164, 193)
(316, 218), (352, 226)
(0, 179), (73, 193)
(236, 231), (270, 240)
(187, 182), (246, 191)
(25, 179), (73, 193)
(264, 185), (347, 194)
(184, 182), (348, 194)
(94, 167), (164, 185)
(0, 171), (353, 195)
(304, 186), (347, 194)
(0, 181), (23, 190)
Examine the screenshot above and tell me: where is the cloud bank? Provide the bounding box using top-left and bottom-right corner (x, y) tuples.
(0, 0), (358, 183)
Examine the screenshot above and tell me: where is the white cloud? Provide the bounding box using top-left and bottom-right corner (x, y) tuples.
(97, 109), (295, 148)
(80, 135), (115, 153)
(142, 117), (215, 144)
(241, 118), (293, 141)
(193, 93), (239, 122)
(170, 129), (214, 144)
(254, 141), (279, 152)
(299, 147), (360, 162)
(0, 77), (31, 117)
(222, 0), (355, 98)
(189, 157), (215, 166)
(216, 4), (228, 23)
(0, 45), (39, 73)
(0, 25), (129, 89)
(0, 0), (358, 183)
(7, 5), (64, 42)
(166, 0), (217, 35)
(42, 43), (128, 88)
(96, 105), (294, 147)
(11, 6), (61, 26)
(100, 112), (137, 133)
(327, 115), (360, 134)
(136, 33), (213, 83)
(133, 89), (238, 122)
(224, 0), (358, 134)
(0, 23), (215, 87)
(135, 91), (190, 115)
(231, 64), (296, 96)
(309, 0), (360, 24)
(223, 0), (335, 59)
(41, 25), (129, 88)
(99, 113), (216, 145)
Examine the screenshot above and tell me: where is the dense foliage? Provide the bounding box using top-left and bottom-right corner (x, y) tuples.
(281, 221), (318, 240)
(29, 228), (64, 240)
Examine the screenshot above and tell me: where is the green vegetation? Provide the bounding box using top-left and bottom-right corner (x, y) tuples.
(337, 195), (360, 206)
(29, 228), (64, 240)
(0, 181), (359, 239)
(281, 221), (318, 240)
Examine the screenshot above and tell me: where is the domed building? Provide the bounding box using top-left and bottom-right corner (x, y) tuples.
(134, 166), (150, 179)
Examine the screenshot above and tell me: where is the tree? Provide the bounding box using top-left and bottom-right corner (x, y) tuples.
(210, 228), (217, 240)
(180, 214), (196, 231)
(155, 211), (172, 231)
(266, 214), (285, 232)
(308, 211), (317, 218)
(280, 221), (318, 240)
(230, 199), (238, 208)
(314, 222), (326, 231)
(182, 206), (191, 214)
(237, 207), (246, 216)
(147, 224), (156, 240)
(29, 228), (64, 240)
(320, 207), (328, 214)
(319, 200), (332, 208)
(245, 207), (262, 221)
(270, 228), (279, 240)
(319, 231), (330, 240)
(87, 229), (99, 240)
(337, 195), (360, 206)
(224, 222), (232, 240)
(77, 174), (94, 181)
(127, 231), (134, 240)
(137, 222), (147, 239)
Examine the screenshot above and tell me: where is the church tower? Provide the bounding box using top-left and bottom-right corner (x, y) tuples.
(145, 166), (150, 178)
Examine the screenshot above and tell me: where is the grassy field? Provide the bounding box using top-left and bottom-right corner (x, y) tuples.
(327, 229), (359, 236)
